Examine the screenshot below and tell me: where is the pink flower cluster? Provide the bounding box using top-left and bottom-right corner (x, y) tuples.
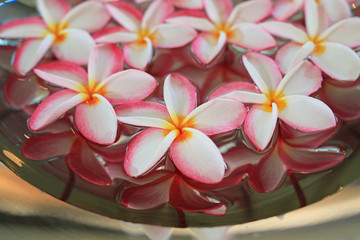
(1, 0), (359, 216)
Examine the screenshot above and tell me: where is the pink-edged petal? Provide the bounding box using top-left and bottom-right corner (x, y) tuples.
(244, 104), (278, 151)
(278, 138), (345, 173)
(99, 69), (156, 104)
(124, 128), (178, 177)
(275, 41), (315, 74)
(191, 31), (227, 65)
(320, 0), (352, 23)
(185, 98), (246, 135)
(88, 44), (123, 87)
(228, 23), (276, 51)
(123, 39), (153, 70)
(243, 53), (282, 92)
(203, 0), (233, 24)
(116, 101), (172, 128)
(0, 17), (46, 38)
(106, 2), (142, 32)
(279, 95), (336, 132)
(310, 42), (360, 81)
(93, 27), (138, 43)
(227, 0), (272, 24)
(142, 0), (174, 30)
(208, 81), (260, 101)
(304, 0), (322, 39)
(13, 35), (54, 75)
(175, 0), (203, 9)
(22, 131), (76, 160)
(170, 128), (226, 184)
(152, 23), (196, 48)
(320, 18), (360, 48)
(276, 60), (322, 96)
(61, 1), (110, 33)
(36, 0), (70, 26)
(272, 0), (303, 21)
(167, 11), (215, 32)
(121, 174), (173, 210)
(29, 90), (86, 130)
(224, 145), (263, 172)
(75, 94), (117, 145)
(260, 21), (308, 43)
(249, 146), (287, 193)
(66, 137), (113, 186)
(163, 74), (196, 123)
(51, 29), (95, 65)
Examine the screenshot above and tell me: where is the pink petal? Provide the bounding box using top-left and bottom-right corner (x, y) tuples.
(142, 0), (174, 30)
(224, 145), (263, 171)
(123, 40), (153, 70)
(170, 128), (225, 184)
(278, 138), (345, 172)
(272, 0), (303, 21)
(106, 2), (142, 32)
(61, 1), (110, 33)
(124, 128), (178, 177)
(93, 27), (138, 43)
(75, 95), (118, 145)
(279, 95), (336, 132)
(203, 0), (233, 24)
(260, 21), (308, 43)
(163, 74), (196, 123)
(320, 18), (360, 48)
(310, 42), (360, 81)
(152, 23), (196, 48)
(207, 81), (260, 101)
(36, 0), (70, 26)
(175, 0), (203, 9)
(66, 137), (114, 186)
(29, 90), (86, 130)
(116, 101), (171, 128)
(244, 104), (278, 151)
(13, 35), (54, 75)
(320, 0), (352, 23)
(51, 29), (95, 65)
(88, 44), (123, 87)
(185, 98), (246, 135)
(243, 53), (282, 92)
(228, 0), (272, 24)
(0, 17), (46, 38)
(167, 11), (215, 32)
(191, 31), (227, 65)
(34, 61), (88, 91)
(304, 0), (321, 39)
(276, 61), (322, 96)
(228, 23), (276, 52)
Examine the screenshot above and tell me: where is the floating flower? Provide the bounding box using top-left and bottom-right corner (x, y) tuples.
(167, 0), (275, 65)
(94, 0), (196, 70)
(209, 53), (336, 150)
(116, 74), (246, 184)
(262, 0), (360, 81)
(29, 44), (157, 145)
(135, 0), (203, 10)
(0, 0), (110, 75)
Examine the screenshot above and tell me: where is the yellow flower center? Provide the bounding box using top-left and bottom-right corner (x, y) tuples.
(164, 115), (195, 142)
(77, 81), (107, 105)
(46, 23), (68, 43)
(307, 35), (326, 55)
(263, 90), (287, 112)
(213, 23), (234, 39)
(136, 28), (155, 46)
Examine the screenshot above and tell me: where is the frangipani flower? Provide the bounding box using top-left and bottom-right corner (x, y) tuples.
(29, 44), (157, 145)
(0, 0), (110, 75)
(135, 0), (203, 10)
(209, 53), (336, 151)
(273, 0), (354, 22)
(116, 74), (246, 184)
(262, 0), (360, 81)
(94, 0), (196, 70)
(167, 0), (276, 64)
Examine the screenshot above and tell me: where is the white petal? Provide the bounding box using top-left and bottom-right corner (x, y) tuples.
(36, 0), (70, 26)
(204, 0), (233, 24)
(304, 0), (321, 39)
(167, 15), (215, 32)
(106, 2), (142, 32)
(152, 23), (196, 48)
(320, 0), (352, 23)
(94, 27), (138, 43)
(227, 0), (272, 24)
(0, 17), (46, 38)
(142, 0), (173, 30)
(123, 39), (153, 70)
(261, 21), (308, 43)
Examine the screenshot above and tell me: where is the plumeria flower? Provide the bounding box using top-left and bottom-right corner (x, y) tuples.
(116, 74), (246, 184)
(273, 0), (355, 22)
(262, 0), (360, 81)
(29, 44), (157, 145)
(0, 0), (110, 75)
(94, 0), (196, 70)
(135, 0), (203, 10)
(167, 0), (276, 65)
(208, 53), (336, 151)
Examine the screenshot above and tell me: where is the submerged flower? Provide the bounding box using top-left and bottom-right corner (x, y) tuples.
(29, 44), (157, 145)
(116, 74), (246, 184)
(94, 0), (196, 70)
(209, 53), (336, 150)
(0, 0), (110, 75)
(167, 0), (276, 64)
(135, 0), (203, 10)
(262, 0), (360, 81)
